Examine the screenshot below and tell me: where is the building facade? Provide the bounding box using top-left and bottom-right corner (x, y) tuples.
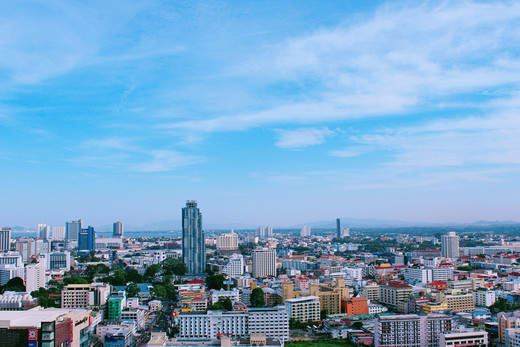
(441, 232), (460, 259)
(182, 201), (206, 275)
(113, 221), (123, 237)
(252, 248), (276, 278)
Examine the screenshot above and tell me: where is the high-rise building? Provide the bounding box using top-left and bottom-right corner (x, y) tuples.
(266, 226), (273, 238)
(66, 220), (82, 241)
(285, 296), (320, 322)
(256, 226), (265, 238)
(341, 227), (350, 238)
(78, 226), (95, 253)
(300, 226), (311, 237)
(15, 238), (35, 262)
(222, 254), (244, 276)
(441, 231), (460, 259)
(182, 200), (206, 274)
(37, 224), (50, 240)
(26, 260), (46, 293)
(51, 226), (66, 241)
(0, 227), (11, 251)
(252, 248), (276, 278)
(336, 218), (341, 238)
(113, 221), (123, 237)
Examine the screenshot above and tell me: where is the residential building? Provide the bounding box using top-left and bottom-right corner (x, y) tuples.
(0, 227), (11, 251)
(61, 282), (110, 309)
(175, 306), (289, 341)
(217, 232), (238, 252)
(342, 297), (369, 316)
(379, 283), (413, 309)
(107, 297), (122, 320)
(25, 260), (46, 292)
(182, 200), (206, 274)
(300, 226), (311, 237)
(113, 221), (123, 237)
(439, 331), (488, 347)
(474, 288), (496, 307)
(252, 248), (276, 278)
(210, 288), (240, 304)
(374, 313), (452, 347)
(222, 253), (244, 276)
(309, 278), (349, 315)
(285, 296), (320, 322)
(362, 283), (380, 301)
(52, 226), (66, 241)
(437, 292), (475, 312)
(441, 231), (460, 259)
(38, 224), (50, 240)
(15, 238), (35, 262)
(499, 311), (520, 344)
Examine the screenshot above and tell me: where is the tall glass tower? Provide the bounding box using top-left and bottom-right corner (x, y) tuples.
(182, 200), (206, 274)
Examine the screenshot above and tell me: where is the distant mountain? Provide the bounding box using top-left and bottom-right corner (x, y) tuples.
(292, 218), (429, 228)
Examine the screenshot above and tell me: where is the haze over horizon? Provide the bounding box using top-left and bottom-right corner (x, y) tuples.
(2, 1), (520, 227)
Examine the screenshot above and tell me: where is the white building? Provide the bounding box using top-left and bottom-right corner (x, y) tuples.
(441, 232), (460, 259)
(473, 289), (496, 307)
(0, 227), (11, 251)
(15, 238), (36, 262)
(217, 232), (238, 251)
(300, 226), (311, 237)
(52, 226), (66, 241)
(210, 288), (240, 304)
(176, 306), (289, 341)
(26, 260), (46, 292)
(439, 330), (488, 347)
(222, 254), (244, 276)
(504, 281), (520, 292)
(252, 248), (276, 278)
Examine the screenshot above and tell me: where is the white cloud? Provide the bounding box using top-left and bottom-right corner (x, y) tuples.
(133, 150), (202, 172)
(275, 127), (337, 149)
(164, 1), (520, 134)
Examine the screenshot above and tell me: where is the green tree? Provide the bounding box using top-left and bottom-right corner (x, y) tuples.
(351, 321), (363, 329)
(63, 275), (90, 285)
(125, 269), (144, 283)
(126, 283), (141, 298)
(144, 264), (162, 282)
(162, 258), (187, 276)
(208, 297), (233, 311)
(250, 287), (265, 308)
(2, 277), (26, 292)
(206, 274), (226, 290)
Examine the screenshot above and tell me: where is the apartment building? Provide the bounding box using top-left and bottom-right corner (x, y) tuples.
(499, 311), (520, 344)
(439, 331), (488, 347)
(379, 283), (413, 309)
(176, 306), (289, 341)
(342, 297), (369, 316)
(374, 313), (453, 347)
(437, 292), (475, 313)
(285, 296), (320, 322)
(61, 282), (110, 309)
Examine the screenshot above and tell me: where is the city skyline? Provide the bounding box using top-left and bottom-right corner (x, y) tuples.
(2, 1), (520, 227)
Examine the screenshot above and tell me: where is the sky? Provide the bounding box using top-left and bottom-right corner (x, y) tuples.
(1, 0), (520, 228)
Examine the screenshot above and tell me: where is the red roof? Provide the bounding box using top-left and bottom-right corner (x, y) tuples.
(187, 279), (205, 284)
(427, 281), (447, 286)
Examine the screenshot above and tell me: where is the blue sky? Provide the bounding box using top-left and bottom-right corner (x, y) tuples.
(2, 0), (520, 228)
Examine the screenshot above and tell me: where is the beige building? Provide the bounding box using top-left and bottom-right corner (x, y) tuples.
(217, 232), (239, 251)
(61, 282), (110, 309)
(379, 283), (413, 308)
(362, 283), (380, 301)
(437, 292), (475, 313)
(285, 296), (320, 322)
(499, 311), (520, 344)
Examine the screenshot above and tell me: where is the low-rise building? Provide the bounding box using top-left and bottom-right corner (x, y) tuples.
(439, 330), (488, 347)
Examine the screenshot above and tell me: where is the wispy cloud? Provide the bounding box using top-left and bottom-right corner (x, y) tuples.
(275, 127), (337, 149)
(163, 1), (520, 138)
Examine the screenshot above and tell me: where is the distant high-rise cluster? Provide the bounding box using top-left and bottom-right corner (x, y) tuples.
(441, 231), (460, 259)
(256, 226), (273, 238)
(182, 200), (206, 274)
(113, 221), (123, 237)
(300, 226), (311, 237)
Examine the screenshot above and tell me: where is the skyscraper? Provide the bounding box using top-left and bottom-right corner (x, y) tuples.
(0, 227), (11, 251)
(182, 200), (206, 274)
(336, 218), (341, 238)
(52, 226), (66, 240)
(441, 231), (460, 259)
(78, 226), (95, 253)
(113, 221), (123, 237)
(66, 219), (82, 241)
(301, 226), (311, 237)
(256, 226), (266, 238)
